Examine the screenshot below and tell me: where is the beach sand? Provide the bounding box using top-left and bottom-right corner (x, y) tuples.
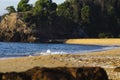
(66, 38), (120, 46)
(0, 39), (120, 79)
(0, 48), (120, 71)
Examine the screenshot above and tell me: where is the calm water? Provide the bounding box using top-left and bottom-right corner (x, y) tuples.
(0, 42), (115, 58)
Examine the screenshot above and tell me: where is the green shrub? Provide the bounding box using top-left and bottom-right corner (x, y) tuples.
(98, 33), (113, 38)
(106, 33), (114, 38)
(118, 34), (120, 38)
(98, 33), (106, 38)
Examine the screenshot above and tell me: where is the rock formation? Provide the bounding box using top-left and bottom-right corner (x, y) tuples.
(0, 67), (108, 80)
(0, 13), (33, 42)
(0, 13), (87, 42)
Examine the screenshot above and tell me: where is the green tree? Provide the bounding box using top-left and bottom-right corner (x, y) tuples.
(34, 0), (57, 16)
(81, 5), (90, 24)
(33, 0), (57, 25)
(17, 0), (32, 12)
(6, 6), (16, 14)
(57, 1), (72, 19)
(57, 0), (83, 23)
(70, 0), (82, 23)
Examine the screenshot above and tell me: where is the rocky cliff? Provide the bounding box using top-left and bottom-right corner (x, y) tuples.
(0, 13), (34, 42)
(0, 13), (87, 42)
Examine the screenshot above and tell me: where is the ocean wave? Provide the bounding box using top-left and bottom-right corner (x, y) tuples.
(33, 49), (67, 56)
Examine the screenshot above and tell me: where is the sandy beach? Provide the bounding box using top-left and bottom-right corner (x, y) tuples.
(0, 49), (120, 80)
(66, 38), (120, 46)
(0, 39), (120, 79)
(0, 48), (120, 71)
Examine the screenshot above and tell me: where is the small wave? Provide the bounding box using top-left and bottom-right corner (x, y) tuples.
(33, 49), (67, 56)
(18, 46), (120, 56)
(0, 43), (120, 59)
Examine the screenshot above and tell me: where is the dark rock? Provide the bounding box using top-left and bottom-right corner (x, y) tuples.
(76, 67), (108, 80)
(114, 67), (120, 72)
(0, 73), (3, 80)
(1, 72), (22, 80)
(0, 67), (108, 80)
(32, 67), (75, 80)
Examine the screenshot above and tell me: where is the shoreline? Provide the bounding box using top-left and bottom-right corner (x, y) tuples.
(0, 48), (120, 80)
(0, 45), (119, 60)
(0, 48), (120, 72)
(66, 38), (120, 46)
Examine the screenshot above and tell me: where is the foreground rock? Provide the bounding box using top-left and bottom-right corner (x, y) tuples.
(0, 67), (108, 80)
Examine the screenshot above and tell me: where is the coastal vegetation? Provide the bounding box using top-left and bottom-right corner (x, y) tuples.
(0, 0), (120, 42)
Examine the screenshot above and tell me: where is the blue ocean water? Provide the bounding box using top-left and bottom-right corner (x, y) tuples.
(0, 42), (116, 58)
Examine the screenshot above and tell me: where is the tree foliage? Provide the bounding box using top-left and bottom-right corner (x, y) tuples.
(81, 5), (90, 24)
(17, 0), (32, 12)
(5, 0), (120, 39)
(6, 6), (16, 14)
(34, 0), (57, 16)
(57, 1), (72, 19)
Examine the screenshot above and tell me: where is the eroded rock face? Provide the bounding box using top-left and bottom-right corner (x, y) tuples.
(0, 67), (108, 80)
(0, 13), (33, 42)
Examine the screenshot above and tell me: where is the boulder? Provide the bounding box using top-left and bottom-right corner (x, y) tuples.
(0, 67), (108, 80)
(76, 67), (108, 80)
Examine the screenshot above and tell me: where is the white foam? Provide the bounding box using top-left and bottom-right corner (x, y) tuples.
(33, 50), (67, 56)
(46, 49), (51, 53)
(13, 46), (120, 56)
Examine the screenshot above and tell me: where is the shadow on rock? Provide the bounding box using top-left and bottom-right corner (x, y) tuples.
(0, 67), (108, 80)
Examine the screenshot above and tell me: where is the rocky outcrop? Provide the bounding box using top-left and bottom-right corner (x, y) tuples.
(0, 13), (87, 42)
(0, 67), (108, 80)
(0, 13), (33, 42)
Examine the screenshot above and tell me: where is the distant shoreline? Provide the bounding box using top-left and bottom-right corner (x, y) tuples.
(0, 38), (120, 45)
(66, 38), (120, 46)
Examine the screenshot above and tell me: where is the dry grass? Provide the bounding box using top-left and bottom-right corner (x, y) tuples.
(66, 38), (120, 46)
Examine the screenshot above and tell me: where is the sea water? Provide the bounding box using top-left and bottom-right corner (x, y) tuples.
(0, 42), (117, 58)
